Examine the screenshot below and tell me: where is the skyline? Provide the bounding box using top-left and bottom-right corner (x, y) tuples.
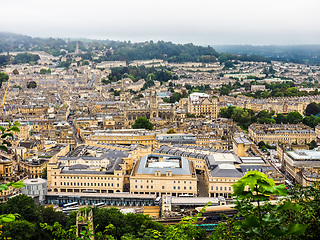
(0, 0), (320, 45)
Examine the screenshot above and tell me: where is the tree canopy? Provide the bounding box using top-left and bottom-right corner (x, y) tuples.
(27, 81), (37, 88)
(132, 117), (153, 130)
(0, 72), (9, 88)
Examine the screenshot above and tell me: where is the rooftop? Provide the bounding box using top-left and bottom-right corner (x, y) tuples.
(287, 149), (320, 160)
(135, 154), (192, 175)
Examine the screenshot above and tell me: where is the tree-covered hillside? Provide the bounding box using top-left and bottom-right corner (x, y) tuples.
(214, 45), (320, 65)
(0, 32), (271, 65)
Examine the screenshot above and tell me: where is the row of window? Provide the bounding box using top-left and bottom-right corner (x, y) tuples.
(134, 179), (153, 183)
(210, 179), (237, 182)
(56, 182), (119, 187)
(135, 185), (153, 189)
(211, 186), (232, 191)
(58, 176), (119, 180)
(173, 186), (192, 190)
(134, 180), (193, 184)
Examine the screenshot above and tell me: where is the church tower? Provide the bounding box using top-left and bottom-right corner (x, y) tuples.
(120, 80), (126, 102)
(75, 42), (80, 55)
(150, 91), (158, 118)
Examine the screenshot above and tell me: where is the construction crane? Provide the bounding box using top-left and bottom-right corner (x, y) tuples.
(1, 76), (11, 107)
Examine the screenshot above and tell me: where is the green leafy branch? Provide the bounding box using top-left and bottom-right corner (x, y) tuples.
(230, 171), (307, 239)
(0, 120), (20, 152)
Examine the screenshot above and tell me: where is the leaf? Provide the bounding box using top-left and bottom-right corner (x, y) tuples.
(5, 119), (11, 127)
(7, 182), (25, 189)
(7, 126), (20, 132)
(0, 145), (8, 152)
(269, 227), (287, 236)
(1, 132), (14, 139)
(278, 201), (301, 211)
(273, 184), (288, 196)
(241, 215), (260, 228)
(13, 121), (21, 126)
(0, 214), (16, 223)
(0, 184), (9, 191)
(286, 223), (308, 235)
(0, 126), (5, 133)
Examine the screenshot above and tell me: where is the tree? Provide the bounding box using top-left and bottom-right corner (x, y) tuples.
(41, 166), (47, 179)
(12, 84), (22, 90)
(167, 129), (176, 134)
(12, 69), (19, 75)
(305, 102), (320, 116)
(132, 117), (153, 130)
(0, 194), (42, 223)
(258, 141), (266, 148)
(287, 111), (303, 124)
(0, 72), (9, 88)
(274, 113), (287, 124)
(275, 92), (284, 97)
(170, 92), (182, 103)
(308, 140), (317, 150)
(287, 182), (320, 239)
(212, 171), (307, 239)
(82, 60), (89, 66)
(163, 97), (170, 103)
(220, 86), (230, 96)
(302, 115), (316, 128)
(285, 87), (300, 97)
(40, 68), (47, 74)
(1, 220), (37, 240)
(224, 60), (234, 69)
(27, 81), (37, 88)
(38, 206), (66, 226)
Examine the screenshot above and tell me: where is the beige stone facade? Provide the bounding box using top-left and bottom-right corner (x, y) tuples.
(130, 154), (197, 197)
(282, 149), (320, 186)
(0, 159), (13, 179)
(249, 124), (316, 145)
(84, 129), (156, 149)
(188, 97), (218, 118)
(233, 137), (252, 157)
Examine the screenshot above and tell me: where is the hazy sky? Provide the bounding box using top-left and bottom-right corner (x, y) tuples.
(1, 0), (319, 45)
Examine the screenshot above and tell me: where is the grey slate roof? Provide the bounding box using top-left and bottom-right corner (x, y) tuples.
(209, 164), (243, 178)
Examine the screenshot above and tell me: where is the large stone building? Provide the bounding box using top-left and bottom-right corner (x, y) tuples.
(83, 129), (156, 149)
(47, 147), (128, 193)
(124, 91), (174, 126)
(155, 145), (283, 199)
(248, 124), (316, 145)
(17, 144), (69, 178)
(281, 149), (320, 186)
(130, 154), (197, 197)
(187, 93), (218, 118)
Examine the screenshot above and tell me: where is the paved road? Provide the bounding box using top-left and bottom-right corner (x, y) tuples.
(70, 124), (83, 146)
(197, 173), (208, 197)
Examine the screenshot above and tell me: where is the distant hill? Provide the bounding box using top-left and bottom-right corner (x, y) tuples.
(213, 45), (320, 65)
(0, 32), (270, 64)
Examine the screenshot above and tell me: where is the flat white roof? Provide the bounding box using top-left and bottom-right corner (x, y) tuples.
(288, 150), (320, 160)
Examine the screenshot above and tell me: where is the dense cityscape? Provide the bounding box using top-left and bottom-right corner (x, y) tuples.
(0, 31), (320, 239)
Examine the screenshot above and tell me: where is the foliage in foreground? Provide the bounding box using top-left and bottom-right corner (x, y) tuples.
(211, 171), (307, 240)
(2, 170), (320, 239)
